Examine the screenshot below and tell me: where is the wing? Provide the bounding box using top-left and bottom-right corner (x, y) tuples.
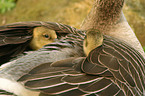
(0, 22), (33, 64)
(18, 35), (145, 96)
(82, 35), (145, 96)
(0, 21), (85, 65)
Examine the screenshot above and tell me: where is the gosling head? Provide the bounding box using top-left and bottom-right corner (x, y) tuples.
(29, 26), (57, 50)
(83, 29), (103, 56)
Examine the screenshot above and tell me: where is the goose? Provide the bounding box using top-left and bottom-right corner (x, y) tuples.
(0, 21), (69, 65)
(18, 29), (145, 96)
(0, 23), (85, 96)
(83, 29), (103, 55)
(11, 0), (145, 95)
(1, 0), (144, 95)
(81, 0), (145, 57)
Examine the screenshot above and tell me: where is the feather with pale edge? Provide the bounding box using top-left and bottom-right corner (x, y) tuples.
(0, 21), (83, 65)
(18, 35), (145, 96)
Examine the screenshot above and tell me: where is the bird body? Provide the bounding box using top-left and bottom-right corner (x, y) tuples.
(0, 0), (144, 95)
(0, 23), (85, 96)
(18, 34), (145, 96)
(0, 46), (82, 96)
(0, 27), (144, 96)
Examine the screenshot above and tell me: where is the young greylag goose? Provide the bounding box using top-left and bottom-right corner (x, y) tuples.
(0, 21), (70, 65)
(18, 29), (145, 96)
(0, 23), (85, 96)
(81, 0), (144, 56)
(83, 29), (103, 55)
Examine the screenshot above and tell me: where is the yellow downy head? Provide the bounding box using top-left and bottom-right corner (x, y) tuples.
(29, 27), (57, 50)
(83, 29), (103, 56)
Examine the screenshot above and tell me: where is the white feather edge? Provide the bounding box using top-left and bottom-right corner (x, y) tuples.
(0, 78), (39, 96)
(0, 60), (16, 70)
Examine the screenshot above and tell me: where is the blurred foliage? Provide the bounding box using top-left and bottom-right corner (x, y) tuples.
(0, 0), (92, 27)
(143, 46), (145, 52)
(0, 0), (16, 14)
(123, 0), (145, 47)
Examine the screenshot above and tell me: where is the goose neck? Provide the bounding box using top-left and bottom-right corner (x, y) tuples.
(95, 0), (124, 24)
(81, 0), (124, 30)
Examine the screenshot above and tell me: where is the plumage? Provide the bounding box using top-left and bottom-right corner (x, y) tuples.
(0, 89), (13, 95)
(18, 35), (145, 96)
(0, 23), (85, 96)
(83, 29), (103, 56)
(81, 0), (144, 56)
(0, 21), (71, 65)
(0, 0), (144, 95)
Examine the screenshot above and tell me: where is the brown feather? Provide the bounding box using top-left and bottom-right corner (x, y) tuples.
(18, 35), (144, 96)
(0, 21), (83, 65)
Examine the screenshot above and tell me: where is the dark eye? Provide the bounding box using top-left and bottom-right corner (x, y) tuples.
(43, 34), (50, 39)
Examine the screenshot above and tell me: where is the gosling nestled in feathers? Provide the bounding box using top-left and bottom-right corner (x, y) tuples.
(83, 29), (103, 56)
(29, 27), (57, 50)
(0, 21), (70, 65)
